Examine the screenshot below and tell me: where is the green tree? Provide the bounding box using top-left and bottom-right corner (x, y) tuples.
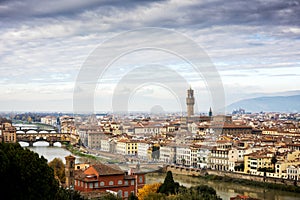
(174, 185), (221, 200)
(128, 192), (139, 200)
(158, 171), (180, 195)
(181, 158), (186, 166)
(0, 143), (58, 199)
(0, 143), (84, 200)
(144, 192), (167, 200)
(49, 158), (66, 183)
(96, 192), (121, 200)
(55, 187), (84, 200)
(271, 155), (278, 169)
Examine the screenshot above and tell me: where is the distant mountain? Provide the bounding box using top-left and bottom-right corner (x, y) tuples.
(227, 95), (300, 113)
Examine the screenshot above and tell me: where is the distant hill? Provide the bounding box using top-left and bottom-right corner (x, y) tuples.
(227, 95), (300, 113)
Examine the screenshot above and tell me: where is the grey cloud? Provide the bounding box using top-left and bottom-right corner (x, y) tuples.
(2, 0), (300, 30)
(180, 0), (300, 28)
(0, 0), (165, 19)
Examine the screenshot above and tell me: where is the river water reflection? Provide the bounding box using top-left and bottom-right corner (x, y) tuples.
(19, 141), (80, 163)
(20, 142), (300, 200)
(146, 172), (300, 200)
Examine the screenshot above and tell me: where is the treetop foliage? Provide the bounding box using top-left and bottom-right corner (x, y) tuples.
(157, 171), (180, 195)
(0, 142), (83, 200)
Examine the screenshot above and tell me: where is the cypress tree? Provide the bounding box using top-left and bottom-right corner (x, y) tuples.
(158, 171), (179, 195)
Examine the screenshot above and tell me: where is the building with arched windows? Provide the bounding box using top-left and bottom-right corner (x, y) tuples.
(73, 162), (145, 199)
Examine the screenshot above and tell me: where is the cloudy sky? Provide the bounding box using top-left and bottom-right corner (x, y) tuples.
(0, 0), (300, 113)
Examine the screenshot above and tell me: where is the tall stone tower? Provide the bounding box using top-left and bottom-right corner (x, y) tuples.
(65, 155), (75, 188)
(186, 87), (195, 117)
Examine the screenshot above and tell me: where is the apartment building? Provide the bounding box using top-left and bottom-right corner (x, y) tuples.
(137, 141), (152, 160)
(176, 145), (191, 167)
(244, 150), (274, 175)
(116, 139), (138, 155)
(159, 144), (176, 164)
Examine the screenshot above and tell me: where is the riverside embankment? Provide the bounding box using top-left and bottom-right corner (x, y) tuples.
(164, 165), (300, 187)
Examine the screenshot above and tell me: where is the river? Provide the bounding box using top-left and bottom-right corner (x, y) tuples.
(19, 141), (80, 163)
(146, 173), (300, 200)
(19, 142), (300, 200)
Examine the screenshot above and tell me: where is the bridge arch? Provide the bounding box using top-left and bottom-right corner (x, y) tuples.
(27, 130), (38, 134)
(16, 130), (25, 134)
(17, 132), (71, 146)
(39, 130), (49, 134)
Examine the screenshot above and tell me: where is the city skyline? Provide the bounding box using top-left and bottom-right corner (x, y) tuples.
(0, 0), (299, 112)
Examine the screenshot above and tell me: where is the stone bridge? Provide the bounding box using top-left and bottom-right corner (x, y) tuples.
(16, 129), (71, 146)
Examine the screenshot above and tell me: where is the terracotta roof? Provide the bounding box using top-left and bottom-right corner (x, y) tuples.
(86, 163), (124, 176)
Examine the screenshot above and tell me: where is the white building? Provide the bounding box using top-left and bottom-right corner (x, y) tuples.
(116, 140), (127, 155)
(134, 124), (166, 136)
(209, 147), (229, 171)
(197, 146), (211, 169)
(176, 145), (191, 167)
(287, 165), (300, 180)
(100, 139), (110, 152)
(137, 141), (151, 160)
(187, 122), (198, 134)
(41, 116), (57, 126)
(159, 144), (176, 164)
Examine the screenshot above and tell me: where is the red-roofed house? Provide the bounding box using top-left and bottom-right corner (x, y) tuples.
(74, 163), (145, 199)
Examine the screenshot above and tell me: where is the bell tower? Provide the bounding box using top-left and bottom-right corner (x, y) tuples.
(209, 107), (213, 117)
(186, 87), (195, 117)
(65, 155), (75, 188)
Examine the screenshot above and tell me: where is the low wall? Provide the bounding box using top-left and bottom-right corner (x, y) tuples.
(164, 165), (207, 176)
(164, 165), (299, 186)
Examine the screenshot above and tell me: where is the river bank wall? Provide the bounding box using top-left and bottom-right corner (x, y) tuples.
(164, 165), (299, 187)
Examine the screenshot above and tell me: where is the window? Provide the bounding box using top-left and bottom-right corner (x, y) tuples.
(109, 181), (114, 186)
(95, 182), (98, 188)
(124, 191), (128, 197)
(117, 190), (122, 198)
(124, 180), (128, 185)
(89, 183), (93, 188)
(118, 180), (122, 185)
(139, 176), (143, 183)
(70, 161), (74, 168)
(131, 180), (135, 185)
(100, 181), (105, 186)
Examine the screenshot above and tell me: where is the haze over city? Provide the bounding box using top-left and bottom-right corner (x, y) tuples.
(0, 0), (299, 112)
